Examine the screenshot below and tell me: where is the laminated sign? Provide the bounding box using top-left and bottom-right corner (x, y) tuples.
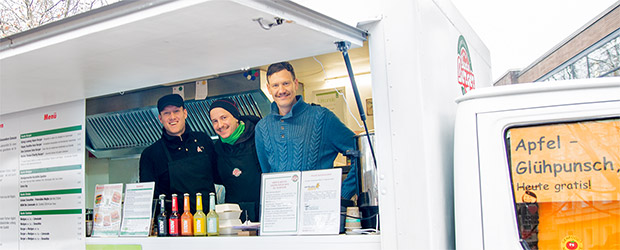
(508, 119), (620, 203)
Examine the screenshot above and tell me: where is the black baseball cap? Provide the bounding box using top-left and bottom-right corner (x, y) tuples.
(157, 94), (184, 113)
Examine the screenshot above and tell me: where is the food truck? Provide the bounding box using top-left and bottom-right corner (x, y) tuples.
(1, 0), (493, 249)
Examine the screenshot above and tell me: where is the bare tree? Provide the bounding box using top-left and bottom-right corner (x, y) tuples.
(0, 0), (120, 38)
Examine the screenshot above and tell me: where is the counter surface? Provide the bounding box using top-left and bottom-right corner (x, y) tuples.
(86, 234), (381, 250)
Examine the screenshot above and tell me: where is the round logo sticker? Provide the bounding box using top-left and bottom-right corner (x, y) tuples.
(562, 235), (583, 250)
(457, 35), (476, 95)
(232, 168), (242, 177)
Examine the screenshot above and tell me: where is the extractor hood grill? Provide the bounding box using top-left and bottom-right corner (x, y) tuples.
(87, 108), (161, 149)
(86, 90), (271, 158)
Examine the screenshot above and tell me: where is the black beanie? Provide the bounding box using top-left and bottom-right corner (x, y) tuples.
(210, 98), (241, 119)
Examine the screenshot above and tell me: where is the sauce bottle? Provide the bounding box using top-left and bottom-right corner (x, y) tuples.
(193, 193), (207, 236)
(157, 194), (168, 236)
(168, 194), (180, 236)
(180, 193), (193, 236)
(206, 192), (219, 236)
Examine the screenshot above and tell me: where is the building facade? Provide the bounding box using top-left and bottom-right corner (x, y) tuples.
(495, 2), (620, 85)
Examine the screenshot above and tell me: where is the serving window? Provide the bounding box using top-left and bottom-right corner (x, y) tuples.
(505, 118), (620, 250)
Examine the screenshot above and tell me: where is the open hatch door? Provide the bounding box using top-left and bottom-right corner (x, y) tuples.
(0, 0), (366, 115)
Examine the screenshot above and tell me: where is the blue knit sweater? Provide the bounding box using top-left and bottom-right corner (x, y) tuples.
(255, 96), (358, 199)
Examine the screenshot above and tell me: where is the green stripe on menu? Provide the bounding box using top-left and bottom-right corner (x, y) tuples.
(20, 209), (82, 216)
(20, 188), (82, 197)
(127, 188), (151, 191)
(20, 125), (82, 139)
(20, 164), (81, 175)
(87, 244), (142, 250)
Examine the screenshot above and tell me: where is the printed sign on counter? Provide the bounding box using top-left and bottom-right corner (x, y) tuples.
(120, 182), (155, 237)
(92, 184), (123, 237)
(260, 168), (342, 236)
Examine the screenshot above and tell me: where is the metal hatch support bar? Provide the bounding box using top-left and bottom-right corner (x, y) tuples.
(336, 41), (377, 168)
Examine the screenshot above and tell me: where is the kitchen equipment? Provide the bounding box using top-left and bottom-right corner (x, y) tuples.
(356, 133), (378, 207)
(356, 133), (379, 230)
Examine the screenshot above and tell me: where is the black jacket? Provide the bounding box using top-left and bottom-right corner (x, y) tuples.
(139, 126), (218, 200)
(213, 115), (262, 205)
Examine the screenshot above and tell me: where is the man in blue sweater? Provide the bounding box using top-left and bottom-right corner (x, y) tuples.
(255, 61), (358, 199)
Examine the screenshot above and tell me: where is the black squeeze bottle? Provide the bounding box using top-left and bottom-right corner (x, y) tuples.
(157, 194), (168, 236)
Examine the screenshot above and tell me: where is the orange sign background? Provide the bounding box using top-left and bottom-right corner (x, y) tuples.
(508, 119), (620, 203)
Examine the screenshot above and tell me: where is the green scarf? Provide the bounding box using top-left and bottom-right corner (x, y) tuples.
(221, 121), (245, 145)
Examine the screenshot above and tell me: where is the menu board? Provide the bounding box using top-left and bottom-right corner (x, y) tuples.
(0, 100), (85, 250)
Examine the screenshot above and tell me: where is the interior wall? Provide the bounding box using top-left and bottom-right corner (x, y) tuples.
(304, 74), (374, 134)
(84, 155), (110, 209)
(84, 156), (140, 208)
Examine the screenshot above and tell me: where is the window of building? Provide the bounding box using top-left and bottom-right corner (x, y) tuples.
(540, 31), (620, 81)
(505, 118), (620, 250)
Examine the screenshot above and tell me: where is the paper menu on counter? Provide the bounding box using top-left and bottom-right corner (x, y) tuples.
(260, 171), (301, 235)
(120, 182), (154, 237)
(92, 183), (123, 237)
(259, 168), (342, 236)
(299, 168), (342, 235)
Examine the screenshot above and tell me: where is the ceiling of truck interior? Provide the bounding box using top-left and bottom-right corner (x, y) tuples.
(0, 0), (366, 115)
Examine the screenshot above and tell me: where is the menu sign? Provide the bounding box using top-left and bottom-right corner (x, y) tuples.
(120, 182), (155, 237)
(260, 168), (342, 236)
(92, 184), (123, 237)
(508, 119), (620, 203)
(0, 100), (85, 250)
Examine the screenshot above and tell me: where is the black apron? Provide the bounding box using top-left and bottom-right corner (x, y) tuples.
(215, 141), (261, 222)
(161, 141), (215, 212)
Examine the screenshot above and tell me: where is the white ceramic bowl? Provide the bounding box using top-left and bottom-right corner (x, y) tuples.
(217, 210), (242, 220)
(215, 203), (241, 213)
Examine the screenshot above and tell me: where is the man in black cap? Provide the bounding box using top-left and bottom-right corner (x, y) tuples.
(209, 98), (261, 222)
(139, 94), (218, 212)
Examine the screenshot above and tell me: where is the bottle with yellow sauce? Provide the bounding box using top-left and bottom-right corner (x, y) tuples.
(193, 193), (206, 236)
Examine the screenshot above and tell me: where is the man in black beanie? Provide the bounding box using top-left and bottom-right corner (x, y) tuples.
(209, 98), (262, 222)
(140, 94), (219, 212)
